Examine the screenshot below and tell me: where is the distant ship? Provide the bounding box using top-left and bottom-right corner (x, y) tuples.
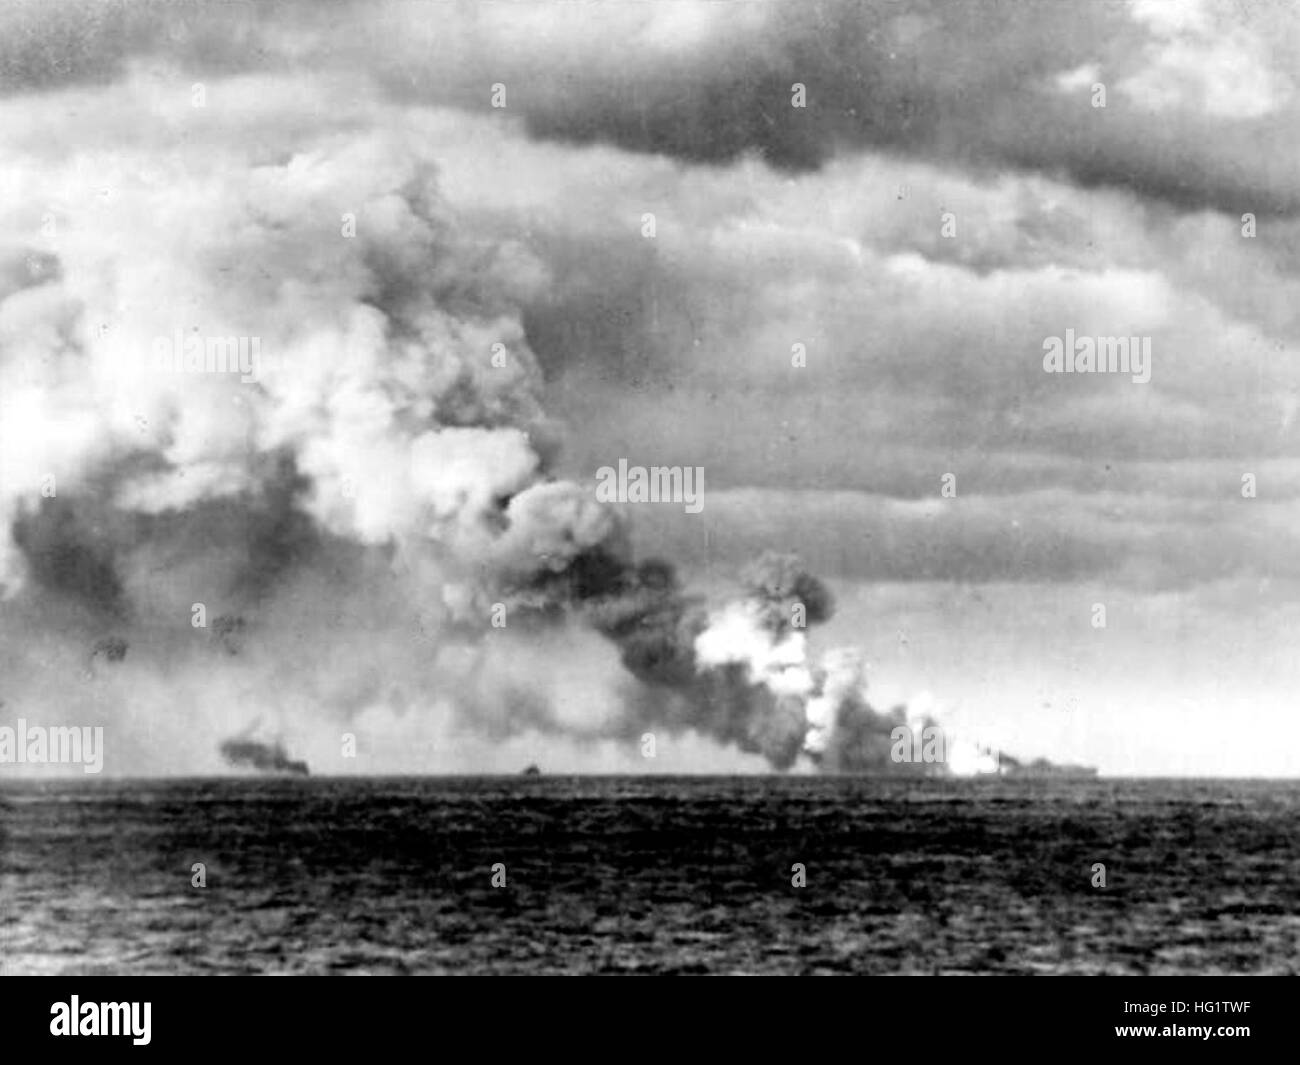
(219, 738), (310, 777)
(521, 764), (542, 777)
(995, 753), (1097, 779)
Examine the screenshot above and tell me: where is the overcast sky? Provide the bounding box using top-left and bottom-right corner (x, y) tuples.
(2, 0), (1299, 775)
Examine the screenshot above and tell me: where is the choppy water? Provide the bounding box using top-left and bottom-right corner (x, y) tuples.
(2, 776), (1297, 974)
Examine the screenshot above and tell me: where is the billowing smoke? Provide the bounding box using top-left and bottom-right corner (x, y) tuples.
(0, 117), (981, 777)
(0, 127), (610, 774)
(500, 544), (968, 774)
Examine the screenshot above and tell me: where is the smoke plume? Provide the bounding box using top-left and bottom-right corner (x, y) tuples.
(0, 113), (983, 777)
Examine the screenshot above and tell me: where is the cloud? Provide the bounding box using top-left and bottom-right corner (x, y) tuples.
(3, 0), (1298, 214)
(629, 487), (1300, 592)
(1118, 0), (1295, 119)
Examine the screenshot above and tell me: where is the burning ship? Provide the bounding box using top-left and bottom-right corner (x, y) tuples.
(219, 738), (309, 777)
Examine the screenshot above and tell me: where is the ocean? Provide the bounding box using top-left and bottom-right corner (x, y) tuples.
(2, 776), (1297, 975)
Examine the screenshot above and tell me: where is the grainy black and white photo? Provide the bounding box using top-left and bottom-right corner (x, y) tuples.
(0, 0), (1297, 987)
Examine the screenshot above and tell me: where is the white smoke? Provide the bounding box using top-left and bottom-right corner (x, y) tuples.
(693, 600), (816, 699)
(0, 82), (663, 774)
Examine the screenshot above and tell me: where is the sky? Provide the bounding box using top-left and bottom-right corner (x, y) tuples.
(1, 0), (1299, 776)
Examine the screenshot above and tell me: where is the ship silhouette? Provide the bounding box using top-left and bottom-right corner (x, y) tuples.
(994, 752), (1097, 778)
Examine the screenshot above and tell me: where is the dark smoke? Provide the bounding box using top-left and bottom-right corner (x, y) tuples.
(220, 738), (309, 777)
(499, 546), (845, 769)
